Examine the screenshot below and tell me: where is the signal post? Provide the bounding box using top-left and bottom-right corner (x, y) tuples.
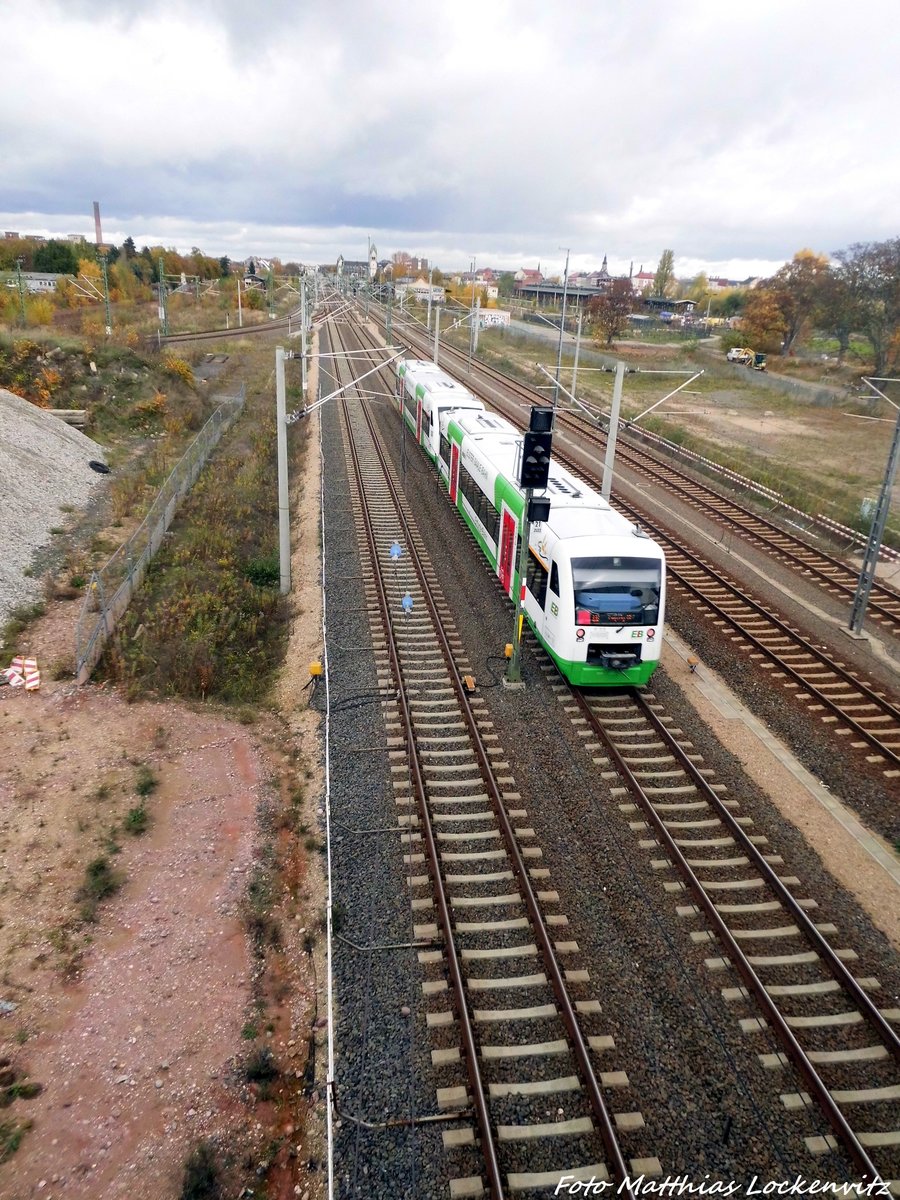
(505, 408), (553, 687)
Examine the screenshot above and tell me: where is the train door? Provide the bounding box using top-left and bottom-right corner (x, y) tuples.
(449, 443), (460, 503)
(498, 508), (517, 596)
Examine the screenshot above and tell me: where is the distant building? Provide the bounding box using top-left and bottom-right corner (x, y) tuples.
(514, 267), (544, 286)
(395, 277), (444, 303)
(0, 270), (71, 293)
(632, 269), (655, 293)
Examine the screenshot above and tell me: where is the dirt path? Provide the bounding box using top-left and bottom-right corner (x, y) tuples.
(0, 370), (326, 1198)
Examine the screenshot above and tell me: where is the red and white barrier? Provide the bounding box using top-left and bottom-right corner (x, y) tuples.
(4, 656), (40, 690)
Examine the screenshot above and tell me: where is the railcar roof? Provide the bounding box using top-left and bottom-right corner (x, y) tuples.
(448, 405), (662, 551)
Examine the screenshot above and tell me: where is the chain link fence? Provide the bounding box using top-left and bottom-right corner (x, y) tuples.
(75, 386), (245, 683)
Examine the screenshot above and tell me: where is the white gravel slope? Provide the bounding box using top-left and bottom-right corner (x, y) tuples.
(0, 388), (108, 631)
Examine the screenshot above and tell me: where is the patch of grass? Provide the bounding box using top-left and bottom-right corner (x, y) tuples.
(0, 1081), (42, 1108)
(69, 574), (86, 589)
(243, 554), (280, 588)
(123, 803), (150, 836)
(135, 765), (158, 797)
(180, 1139), (221, 1200)
(0, 1118), (31, 1164)
(1, 602), (46, 653)
(241, 1022), (259, 1040)
(76, 856), (122, 922)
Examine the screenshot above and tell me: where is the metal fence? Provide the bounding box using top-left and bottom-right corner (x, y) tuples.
(74, 386), (245, 683)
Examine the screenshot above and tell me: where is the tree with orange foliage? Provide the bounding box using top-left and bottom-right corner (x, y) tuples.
(764, 249), (830, 353)
(740, 289), (787, 353)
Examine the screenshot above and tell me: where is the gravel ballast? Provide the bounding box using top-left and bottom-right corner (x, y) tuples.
(0, 388), (108, 629)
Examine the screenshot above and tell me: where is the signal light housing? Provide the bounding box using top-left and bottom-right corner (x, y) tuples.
(520, 430), (552, 489)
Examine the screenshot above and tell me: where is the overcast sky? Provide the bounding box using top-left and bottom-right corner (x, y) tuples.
(2, 0), (898, 280)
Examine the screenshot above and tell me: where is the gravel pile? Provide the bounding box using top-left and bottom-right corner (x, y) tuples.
(0, 388), (108, 630)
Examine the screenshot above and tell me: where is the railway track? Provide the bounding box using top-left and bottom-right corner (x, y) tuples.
(327, 316), (662, 1196)
(381, 306), (900, 636)
(563, 678), (900, 1185)
(354, 306), (900, 778)
(154, 307), (301, 345)
(324, 302), (900, 1188)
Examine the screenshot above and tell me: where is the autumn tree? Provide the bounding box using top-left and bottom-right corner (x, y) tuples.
(653, 249), (675, 298)
(813, 270), (859, 364)
(834, 238), (900, 376)
(765, 249), (830, 353)
(740, 289), (787, 352)
(683, 271), (710, 305)
(586, 278), (633, 345)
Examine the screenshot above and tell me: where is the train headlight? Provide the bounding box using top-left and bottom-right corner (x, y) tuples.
(647, 628), (656, 639)
(576, 629), (585, 640)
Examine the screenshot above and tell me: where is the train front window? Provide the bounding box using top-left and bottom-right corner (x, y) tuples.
(571, 556), (661, 626)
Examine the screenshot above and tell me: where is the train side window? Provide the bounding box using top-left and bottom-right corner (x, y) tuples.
(525, 551), (548, 609)
(459, 464), (500, 543)
(549, 561), (560, 596)
(439, 434), (451, 465)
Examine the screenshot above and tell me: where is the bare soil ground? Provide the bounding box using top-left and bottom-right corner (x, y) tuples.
(0, 402), (326, 1199)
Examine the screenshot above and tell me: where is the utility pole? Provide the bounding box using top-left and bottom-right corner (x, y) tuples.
(433, 302), (441, 365)
(849, 378), (900, 635)
(600, 361), (626, 500)
(468, 258), (477, 368)
(237, 275), (243, 327)
(158, 256), (169, 336)
(505, 409), (553, 687)
(275, 346), (291, 594)
(100, 252), (112, 336)
(426, 265), (434, 331)
(505, 488), (533, 686)
(572, 309), (583, 397)
(471, 298), (481, 359)
(386, 276), (393, 345)
(15, 257), (26, 326)
(553, 248), (571, 411)
(300, 275), (309, 399)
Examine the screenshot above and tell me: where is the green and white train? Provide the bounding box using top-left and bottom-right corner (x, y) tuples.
(397, 359), (665, 686)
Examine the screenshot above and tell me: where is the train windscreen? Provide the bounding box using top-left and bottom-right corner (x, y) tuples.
(571, 556), (661, 626)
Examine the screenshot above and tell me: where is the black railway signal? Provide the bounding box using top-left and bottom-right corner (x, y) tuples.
(520, 429), (553, 489)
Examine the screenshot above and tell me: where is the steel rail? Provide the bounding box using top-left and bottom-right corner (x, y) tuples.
(332, 324), (506, 1200)
(575, 687), (889, 1184)
(333, 314), (637, 1196)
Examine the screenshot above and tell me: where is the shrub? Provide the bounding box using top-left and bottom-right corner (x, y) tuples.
(180, 1140), (220, 1200)
(77, 856), (122, 922)
(164, 356), (195, 385)
(135, 765), (158, 797)
(0, 1119), (31, 1164)
(123, 803), (149, 835)
(244, 1047), (278, 1083)
(244, 555), (280, 588)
